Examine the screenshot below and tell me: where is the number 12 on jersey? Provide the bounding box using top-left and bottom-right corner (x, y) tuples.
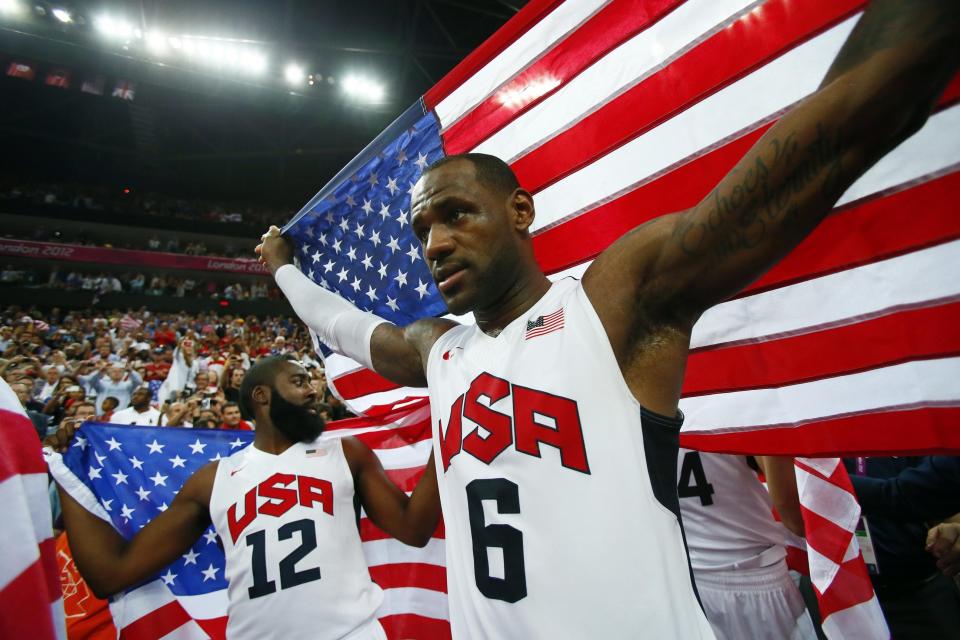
(466, 478), (528, 603)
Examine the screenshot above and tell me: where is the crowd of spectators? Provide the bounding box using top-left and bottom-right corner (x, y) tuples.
(0, 177), (284, 228)
(1, 265), (278, 300)
(1, 304), (350, 437)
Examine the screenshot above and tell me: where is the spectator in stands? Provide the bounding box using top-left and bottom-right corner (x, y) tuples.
(845, 456), (960, 638)
(160, 400), (192, 427)
(98, 396), (119, 422)
(220, 402), (252, 430)
(34, 366), (62, 403)
(110, 387), (161, 426)
(79, 361), (142, 414)
(9, 379), (51, 439)
(72, 401), (96, 422)
(221, 365), (244, 404)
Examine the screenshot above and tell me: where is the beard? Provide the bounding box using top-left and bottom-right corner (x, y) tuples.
(269, 387), (326, 442)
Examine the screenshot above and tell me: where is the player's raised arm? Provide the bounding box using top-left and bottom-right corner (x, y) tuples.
(342, 438), (441, 547)
(48, 423), (215, 598)
(591, 0), (960, 327)
(257, 227), (454, 387)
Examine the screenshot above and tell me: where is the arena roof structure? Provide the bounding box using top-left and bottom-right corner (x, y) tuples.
(0, 0), (524, 207)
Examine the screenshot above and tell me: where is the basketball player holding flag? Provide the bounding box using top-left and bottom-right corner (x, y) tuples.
(258, 2), (959, 637)
(46, 356), (440, 639)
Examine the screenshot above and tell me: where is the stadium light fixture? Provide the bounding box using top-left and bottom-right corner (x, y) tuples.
(146, 31), (168, 55)
(342, 74), (385, 103)
(95, 15), (134, 40)
(0, 0), (24, 16)
(51, 7), (72, 23)
(284, 63), (305, 85)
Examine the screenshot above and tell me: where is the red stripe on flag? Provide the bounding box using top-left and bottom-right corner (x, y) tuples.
(361, 516), (445, 542)
(385, 465), (427, 491)
(354, 424), (432, 451)
(685, 301), (960, 396)
(679, 406), (960, 456)
(39, 537), (60, 604)
(0, 559), (59, 640)
(813, 556), (877, 616)
(369, 562), (448, 592)
(736, 169), (960, 298)
(333, 367), (406, 400)
(532, 79), (960, 277)
(379, 613), (452, 640)
(798, 504), (855, 563)
(119, 600), (192, 640)
(443, 0), (683, 154)
(0, 408), (47, 480)
(195, 615), (227, 640)
(424, 0), (565, 109)
(511, 0), (865, 193)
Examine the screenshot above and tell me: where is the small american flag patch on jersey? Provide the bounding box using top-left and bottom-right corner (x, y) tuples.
(305, 448), (327, 458)
(525, 308), (564, 340)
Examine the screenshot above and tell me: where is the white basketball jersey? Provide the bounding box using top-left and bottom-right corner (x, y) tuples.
(426, 278), (714, 639)
(677, 450), (789, 571)
(209, 436), (383, 639)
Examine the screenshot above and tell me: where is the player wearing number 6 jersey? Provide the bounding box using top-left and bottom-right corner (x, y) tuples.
(45, 356), (441, 640)
(260, 3), (959, 637)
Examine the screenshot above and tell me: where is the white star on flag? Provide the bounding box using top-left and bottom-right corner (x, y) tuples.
(111, 469), (128, 485)
(189, 439), (207, 455)
(201, 564), (219, 582)
(183, 549), (199, 565)
(169, 455), (187, 469)
(105, 437), (122, 451)
(129, 456), (144, 470)
(160, 570), (177, 585)
(150, 471), (168, 486)
(146, 439), (164, 454)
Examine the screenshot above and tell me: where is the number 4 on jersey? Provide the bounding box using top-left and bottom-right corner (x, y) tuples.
(677, 451), (715, 506)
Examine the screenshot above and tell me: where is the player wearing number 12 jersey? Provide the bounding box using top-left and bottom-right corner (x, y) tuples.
(262, 5), (959, 635)
(46, 356), (441, 639)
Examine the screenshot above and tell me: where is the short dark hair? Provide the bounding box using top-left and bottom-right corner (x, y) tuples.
(222, 401), (240, 412)
(239, 355), (295, 419)
(426, 153), (520, 197)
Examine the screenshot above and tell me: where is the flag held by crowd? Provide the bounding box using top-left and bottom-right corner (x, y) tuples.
(45, 400), (445, 639)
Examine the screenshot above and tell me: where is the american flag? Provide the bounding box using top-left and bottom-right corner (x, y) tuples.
(1, 380), (66, 640)
(45, 404), (443, 640)
(525, 308), (565, 340)
(282, 1), (959, 637)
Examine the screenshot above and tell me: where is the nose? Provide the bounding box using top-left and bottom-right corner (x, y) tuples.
(424, 224), (454, 262)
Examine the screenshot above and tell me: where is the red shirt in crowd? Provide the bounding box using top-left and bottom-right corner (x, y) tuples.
(143, 361), (171, 381)
(221, 420), (253, 431)
(153, 330), (177, 347)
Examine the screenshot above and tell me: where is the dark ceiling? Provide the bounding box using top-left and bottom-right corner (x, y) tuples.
(0, 0), (525, 211)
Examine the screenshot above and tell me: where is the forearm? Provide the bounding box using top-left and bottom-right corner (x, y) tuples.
(399, 452), (441, 546)
(658, 2), (959, 317)
(57, 485), (139, 597)
(757, 456), (804, 537)
(274, 264), (387, 370)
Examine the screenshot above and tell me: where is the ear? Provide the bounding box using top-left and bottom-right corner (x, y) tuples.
(509, 189), (536, 233)
(251, 384), (270, 409)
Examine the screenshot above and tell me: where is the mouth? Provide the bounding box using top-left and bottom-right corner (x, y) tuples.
(434, 264), (466, 294)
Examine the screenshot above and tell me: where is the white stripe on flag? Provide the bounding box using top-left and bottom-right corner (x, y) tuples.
(472, 0), (759, 161)
(0, 476), (43, 590)
(836, 104), (960, 206)
(373, 440), (434, 471)
(363, 537), (446, 568)
(691, 238), (960, 349)
(794, 466), (860, 531)
(175, 588), (230, 620)
(680, 356), (960, 434)
(522, 16), (858, 228)
(378, 587), (449, 621)
(821, 594), (889, 640)
(434, 0), (608, 128)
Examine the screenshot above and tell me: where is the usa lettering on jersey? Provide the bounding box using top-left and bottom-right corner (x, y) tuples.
(227, 472), (334, 543)
(438, 372), (590, 475)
